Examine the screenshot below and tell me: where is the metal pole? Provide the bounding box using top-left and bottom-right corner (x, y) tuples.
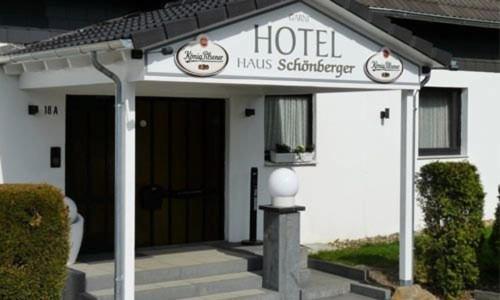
(90, 52), (126, 300)
(242, 167), (262, 245)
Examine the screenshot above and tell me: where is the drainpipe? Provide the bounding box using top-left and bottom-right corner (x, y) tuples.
(90, 51), (127, 300)
(414, 69), (431, 227)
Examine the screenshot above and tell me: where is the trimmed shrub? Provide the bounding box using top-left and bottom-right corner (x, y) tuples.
(490, 186), (500, 254)
(0, 184), (69, 300)
(417, 161), (485, 299)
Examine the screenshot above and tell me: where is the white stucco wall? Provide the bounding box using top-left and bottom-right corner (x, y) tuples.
(297, 90), (403, 242)
(0, 71), (65, 190)
(225, 90), (403, 243)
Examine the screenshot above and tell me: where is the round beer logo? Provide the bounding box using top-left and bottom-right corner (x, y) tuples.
(175, 35), (229, 77)
(364, 48), (403, 83)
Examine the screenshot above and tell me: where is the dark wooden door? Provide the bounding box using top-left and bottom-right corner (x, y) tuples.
(66, 96), (225, 253)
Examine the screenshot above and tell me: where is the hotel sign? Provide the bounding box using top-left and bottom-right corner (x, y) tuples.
(175, 35), (229, 77)
(148, 3), (420, 86)
(236, 22), (356, 79)
(364, 48), (403, 83)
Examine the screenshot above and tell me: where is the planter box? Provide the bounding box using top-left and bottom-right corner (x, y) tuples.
(296, 152), (315, 162)
(270, 151), (315, 163)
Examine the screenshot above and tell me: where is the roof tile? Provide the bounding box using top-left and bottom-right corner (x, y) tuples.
(165, 17), (198, 38)
(226, 0), (258, 18)
(357, 0), (500, 23)
(131, 26), (167, 48)
(196, 7), (228, 28)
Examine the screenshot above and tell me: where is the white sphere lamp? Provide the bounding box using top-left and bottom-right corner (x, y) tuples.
(268, 168), (299, 207)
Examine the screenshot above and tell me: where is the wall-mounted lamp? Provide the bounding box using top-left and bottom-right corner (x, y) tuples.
(245, 108), (255, 117)
(380, 108), (390, 120)
(28, 105), (39, 115)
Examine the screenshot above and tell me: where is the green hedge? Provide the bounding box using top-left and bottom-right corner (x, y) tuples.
(491, 187), (500, 254)
(417, 162), (485, 299)
(0, 184), (69, 300)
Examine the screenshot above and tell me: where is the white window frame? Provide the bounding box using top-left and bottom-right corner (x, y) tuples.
(418, 87), (468, 159)
(264, 94), (317, 166)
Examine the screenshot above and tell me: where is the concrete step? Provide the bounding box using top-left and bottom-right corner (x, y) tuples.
(300, 270), (353, 300)
(318, 293), (377, 300)
(82, 271), (263, 300)
(73, 249), (260, 292)
(180, 288), (280, 300)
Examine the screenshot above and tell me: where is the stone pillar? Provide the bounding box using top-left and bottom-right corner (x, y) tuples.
(259, 205), (305, 300)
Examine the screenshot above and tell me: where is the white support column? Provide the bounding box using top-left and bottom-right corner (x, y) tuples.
(117, 82), (136, 300)
(399, 89), (418, 286)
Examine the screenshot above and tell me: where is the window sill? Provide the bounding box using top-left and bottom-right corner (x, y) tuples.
(265, 161), (317, 167)
(418, 154), (468, 161)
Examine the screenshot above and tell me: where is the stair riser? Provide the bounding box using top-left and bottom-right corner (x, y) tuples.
(89, 274), (262, 300)
(301, 284), (351, 300)
(236, 293), (281, 300)
(195, 275), (262, 297)
(86, 258), (256, 291)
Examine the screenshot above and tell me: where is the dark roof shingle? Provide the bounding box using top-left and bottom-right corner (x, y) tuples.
(357, 0), (500, 24)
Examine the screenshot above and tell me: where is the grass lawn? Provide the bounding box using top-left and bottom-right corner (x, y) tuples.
(311, 239), (399, 270)
(310, 226), (499, 293)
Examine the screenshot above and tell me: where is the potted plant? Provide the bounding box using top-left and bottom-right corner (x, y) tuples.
(295, 144), (315, 162)
(270, 144), (296, 163)
(269, 144), (315, 163)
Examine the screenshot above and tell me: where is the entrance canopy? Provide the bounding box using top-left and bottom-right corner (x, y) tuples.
(146, 2), (422, 89)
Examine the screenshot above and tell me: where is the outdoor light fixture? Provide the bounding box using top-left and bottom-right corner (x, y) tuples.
(268, 168), (299, 207)
(28, 105), (39, 115)
(380, 108), (390, 120)
(245, 108), (255, 117)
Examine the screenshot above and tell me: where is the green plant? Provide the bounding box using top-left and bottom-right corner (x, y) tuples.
(294, 145), (306, 153)
(275, 143), (292, 153)
(490, 186), (500, 255)
(305, 144), (315, 152)
(0, 184), (69, 300)
(417, 162), (485, 299)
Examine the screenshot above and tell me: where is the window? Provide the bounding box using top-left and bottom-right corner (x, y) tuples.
(264, 95), (314, 163)
(419, 88), (462, 156)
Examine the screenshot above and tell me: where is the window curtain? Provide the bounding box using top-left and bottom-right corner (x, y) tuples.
(419, 90), (452, 149)
(265, 95), (310, 151)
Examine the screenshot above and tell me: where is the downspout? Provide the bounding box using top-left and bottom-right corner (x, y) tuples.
(90, 51), (126, 300)
(414, 70), (431, 208)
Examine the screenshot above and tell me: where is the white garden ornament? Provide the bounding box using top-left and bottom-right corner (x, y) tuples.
(268, 168), (299, 207)
(64, 197), (84, 265)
